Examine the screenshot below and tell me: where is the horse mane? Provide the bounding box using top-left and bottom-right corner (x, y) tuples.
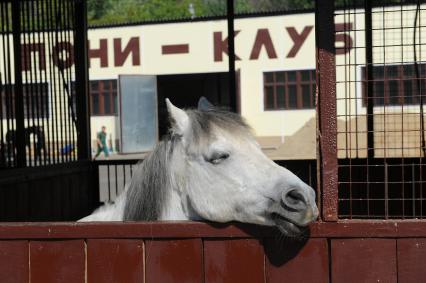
(123, 108), (251, 221)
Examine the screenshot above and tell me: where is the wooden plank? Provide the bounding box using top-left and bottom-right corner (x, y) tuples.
(204, 239), (264, 283)
(265, 238), (328, 283)
(397, 238), (426, 282)
(0, 222), (274, 239)
(145, 239), (202, 283)
(0, 241), (29, 283)
(332, 239), (397, 283)
(1, 221), (426, 240)
(87, 239), (144, 283)
(30, 240), (85, 283)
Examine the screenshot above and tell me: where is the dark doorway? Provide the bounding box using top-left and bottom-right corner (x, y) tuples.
(157, 72), (234, 137)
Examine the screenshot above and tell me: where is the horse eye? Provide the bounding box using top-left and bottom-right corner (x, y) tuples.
(208, 152), (230, 164)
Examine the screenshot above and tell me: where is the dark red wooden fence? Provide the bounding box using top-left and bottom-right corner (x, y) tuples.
(1, 221), (426, 282)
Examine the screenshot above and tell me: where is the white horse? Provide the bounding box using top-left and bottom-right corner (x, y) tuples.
(80, 98), (318, 236)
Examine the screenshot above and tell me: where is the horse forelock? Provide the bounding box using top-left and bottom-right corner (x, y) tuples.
(123, 108), (252, 221)
(187, 109), (252, 142)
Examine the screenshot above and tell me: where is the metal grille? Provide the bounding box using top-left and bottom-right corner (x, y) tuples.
(0, 0), (80, 168)
(335, 0), (426, 218)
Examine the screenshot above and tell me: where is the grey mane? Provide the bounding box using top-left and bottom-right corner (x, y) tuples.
(123, 107), (251, 221)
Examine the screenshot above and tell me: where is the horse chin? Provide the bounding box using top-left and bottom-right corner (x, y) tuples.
(271, 213), (308, 238)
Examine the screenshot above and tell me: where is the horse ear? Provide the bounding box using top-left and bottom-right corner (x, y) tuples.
(166, 98), (190, 135)
(198, 96), (214, 111)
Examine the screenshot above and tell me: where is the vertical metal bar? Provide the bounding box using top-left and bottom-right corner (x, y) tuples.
(0, 2), (4, 163)
(316, 0), (338, 221)
(115, 164), (118, 197)
(29, 0), (38, 166)
(400, 2), (405, 218)
(412, 163), (416, 217)
(12, 0), (26, 168)
(38, 0), (48, 166)
(66, 0), (77, 161)
(47, 0), (58, 164)
(226, 0), (236, 111)
(123, 164), (126, 192)
(381, 5), (387, 219)
(25, 1), (35, 166)
(58, 0), (69, 163)
(54, 0), (65, 163)
(3, 2), (15, 166)
(107, 164), (111, 202)
(64, 0), (72, 162)
(416, 0), (424, 219)
(74, 0), (90, 160)
(34, 0), (42, 166)
(365, 0), (374, 160)
(385, 162), (389, 219)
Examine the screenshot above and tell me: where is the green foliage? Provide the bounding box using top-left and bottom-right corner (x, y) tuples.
(88, 0), (224, 25)
(86, 0), (317, 25)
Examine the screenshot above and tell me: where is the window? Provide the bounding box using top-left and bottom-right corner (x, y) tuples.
(1, 83), (49, 119)
(263, 70), (316, 110)
(89, 80), (118, 116)
(362, 64), (426, 106)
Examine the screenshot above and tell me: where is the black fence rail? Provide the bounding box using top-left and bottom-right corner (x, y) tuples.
(95, 159), (139, 202)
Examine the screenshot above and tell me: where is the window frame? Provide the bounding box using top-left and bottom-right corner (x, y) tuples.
(361, 63), (426, 107)
(263, 69), (316, 111)
(89, 79), (118, 116)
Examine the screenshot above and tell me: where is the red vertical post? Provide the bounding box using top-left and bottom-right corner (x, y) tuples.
(316, 0), (338, 221)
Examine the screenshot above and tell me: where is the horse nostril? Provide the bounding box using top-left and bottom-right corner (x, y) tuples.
(282, 189), (307, 211)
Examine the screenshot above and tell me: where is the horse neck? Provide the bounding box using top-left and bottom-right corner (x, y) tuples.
(157, 140), (193, 220)
(157, 188), (189, 220)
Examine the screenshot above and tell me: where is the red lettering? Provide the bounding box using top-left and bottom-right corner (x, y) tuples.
(52, 42), (74, 69)
(21, 43), (46, 71)
(286, 26), (313, 58)
(335, 23), (353, 55)
(213, 31), (241, 62)
(250, 29), (277, 60)
(114, 37), (140, 67)
(88, 39), (108, 68)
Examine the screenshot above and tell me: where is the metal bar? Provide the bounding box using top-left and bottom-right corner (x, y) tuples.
(107, 164), (111, 202)
(316, 0), (338, 221)
(54, 0), (65, 164)
(27, 0), (36, 166)
(58, 0), (69, 163)
(114, 164), (118, 196)
(47, 0), (58, 164)
(4, 2), (15, 167)
(226, 0), (236, 111)
(66, 0), (77, 161)
(400, 2), (405, 219)
(412, 163), (416, 217)
(39, 0), (49, 165)
(365, 0), (374, 160)
(0, 2), (5, 165)
(74, 0), (91, 160)
(123, 164), (126, 191)
(11, 0), (26, 167)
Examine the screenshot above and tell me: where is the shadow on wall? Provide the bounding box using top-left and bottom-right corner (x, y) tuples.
(207, 222), (309, 267)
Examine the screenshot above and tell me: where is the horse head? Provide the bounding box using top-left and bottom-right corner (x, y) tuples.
(145, 98), (319, 236)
